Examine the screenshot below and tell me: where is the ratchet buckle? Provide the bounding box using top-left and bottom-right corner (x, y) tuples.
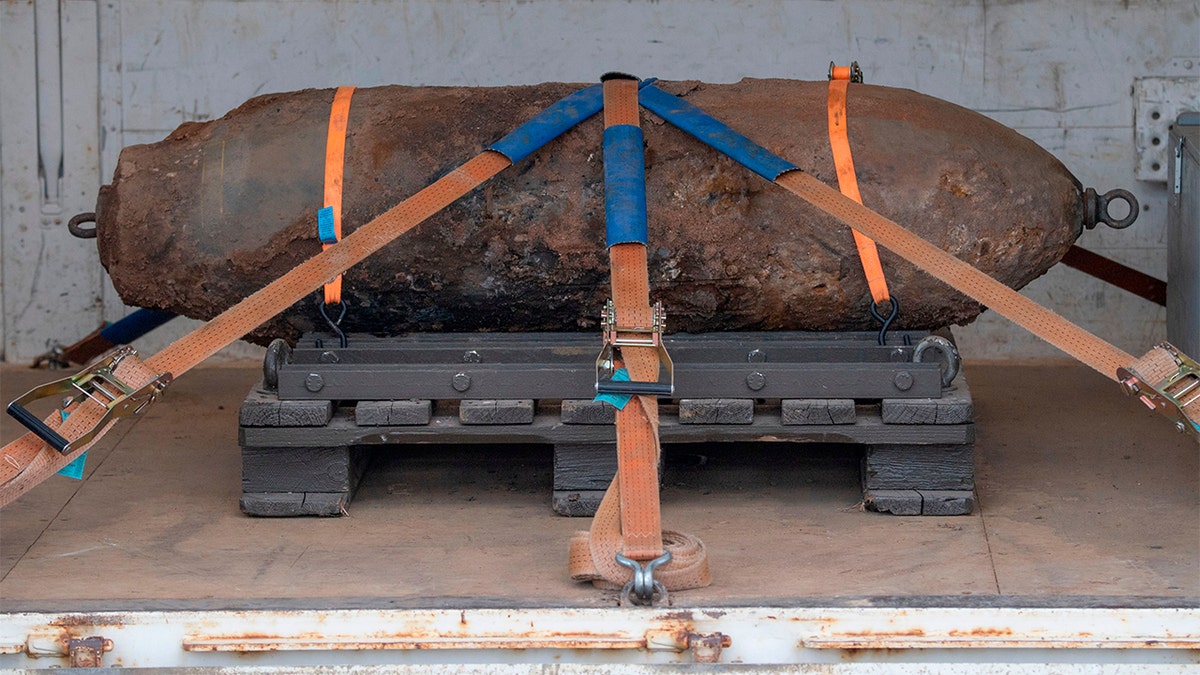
(1117, 342), (1200, 438)
(595, 300), (675, 397)
(6, 346), (173, 454)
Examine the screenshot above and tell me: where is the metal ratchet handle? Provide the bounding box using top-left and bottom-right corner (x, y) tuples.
(5, 402), (70, 453)
(595, 381), (674, 397)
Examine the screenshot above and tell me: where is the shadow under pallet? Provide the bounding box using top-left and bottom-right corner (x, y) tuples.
(238, 331), (974, 518)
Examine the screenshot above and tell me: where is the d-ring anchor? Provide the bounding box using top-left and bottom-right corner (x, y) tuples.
(615, 551), (671, 606)
(869, 297), (900, 346)
(317, 298), (348, 349)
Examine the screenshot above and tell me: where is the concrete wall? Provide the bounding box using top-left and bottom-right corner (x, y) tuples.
(2, 0), (1197, 364)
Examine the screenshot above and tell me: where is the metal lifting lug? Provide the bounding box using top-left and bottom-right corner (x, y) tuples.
(1117, 342), (1200, 438)
(6, 346), (173, 454)
(595, 300), (675, 397)
(616, 551), (672, 606)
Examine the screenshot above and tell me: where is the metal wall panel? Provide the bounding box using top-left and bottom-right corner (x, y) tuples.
(1, 0), (1197, 363)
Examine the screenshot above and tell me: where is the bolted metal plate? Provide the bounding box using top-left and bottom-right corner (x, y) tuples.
(1134, 77), (1200, 183)
(276, 332), (944, 401)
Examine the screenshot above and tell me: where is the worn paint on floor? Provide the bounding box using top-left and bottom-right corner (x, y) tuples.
(0, 362), (1195, 608)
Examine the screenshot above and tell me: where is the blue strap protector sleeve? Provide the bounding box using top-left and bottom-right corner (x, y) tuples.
(488, 79), (659, 165)
(638, 84), (798, 181)
(603, 125), (648, 247)
(317, 206), (338, 244)
(99, 308), (176, 344)
(488, 84), (605, 164)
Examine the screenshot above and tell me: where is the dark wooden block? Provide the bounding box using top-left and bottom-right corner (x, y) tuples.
(278, 400), (334, 427)
(551, 490), (606, 517)
(881, 372), (973, 425)
(561, 399), (616, 425)
(863, 489), (974, 516)
(239, 387), (333, 427)
(355, 400), (431, 426)
(782, 399), (856, 425)
(553, 443), (617, 490)
(355, 401), (390, 426)
(239, 387), (282, 427)
(919, 490), (975, 515)
(678, 399), (754, 424)
(241, 445), (368, 493)
(862, 443), (974, 491)
(240, 492), (350, 517)
(459, 399), (535, 425)
(863, 489), (923, 516)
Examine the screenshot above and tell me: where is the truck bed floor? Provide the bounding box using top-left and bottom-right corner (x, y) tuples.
(1, 362), (1195, 610)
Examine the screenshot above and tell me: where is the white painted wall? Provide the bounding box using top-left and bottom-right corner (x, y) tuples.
(2, 0), (1197, 364)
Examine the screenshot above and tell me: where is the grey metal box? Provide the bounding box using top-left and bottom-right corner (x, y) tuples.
(1168, 112), (1200, 358)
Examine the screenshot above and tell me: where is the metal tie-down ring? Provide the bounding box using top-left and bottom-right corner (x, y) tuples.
(616, 551), (672, 606)
(913, 334), (962, 387)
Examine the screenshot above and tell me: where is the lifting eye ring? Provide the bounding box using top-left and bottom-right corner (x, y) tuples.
(1084, 188), (1139, 230)
(68, 212), (98, 239)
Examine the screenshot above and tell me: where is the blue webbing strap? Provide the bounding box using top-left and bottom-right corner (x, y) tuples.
(489, 80), (660, 165)
(98, 308), (176, 345)
(638, 84), (798, 181)
(488, 85), (605, 164)
(603, 125), (649, 247)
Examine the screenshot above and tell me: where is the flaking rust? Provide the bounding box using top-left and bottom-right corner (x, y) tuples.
(96, 79), (1087, 344)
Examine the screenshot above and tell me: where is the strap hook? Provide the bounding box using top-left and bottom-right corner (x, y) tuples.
(616, 551), (672, 606)
(873, 296), (902, 343)
(869, 297), (900, 346)
(317, 298), (348, 349)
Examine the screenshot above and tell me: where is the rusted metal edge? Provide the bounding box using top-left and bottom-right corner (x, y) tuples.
(2, 606), (1198, 669)
(182, 635), (654, 652)
(803, 637), (1200, 649)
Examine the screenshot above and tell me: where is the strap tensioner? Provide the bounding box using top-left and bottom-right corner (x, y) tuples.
(6, 346), (172, 454)
(595, 300), (675, 397)
(1118, 342), (1200, 438)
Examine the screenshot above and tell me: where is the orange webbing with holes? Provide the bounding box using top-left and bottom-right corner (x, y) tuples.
(828, 68), (890, 305)
(567, 76), (710, 593)
(773, 170), (1136, 378)
(0, 150), (512, 508)
(323, 86), (355, 305)
(0, 355), (163, 508)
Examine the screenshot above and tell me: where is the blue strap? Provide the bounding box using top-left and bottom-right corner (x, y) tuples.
(638, 84), (798, 181)
(98, 308), (176, 344)
(603, 125), (648, 247)
(317, 206), (338, 245)
(489, 79), (661, 165)
(488, 84), (605, 164)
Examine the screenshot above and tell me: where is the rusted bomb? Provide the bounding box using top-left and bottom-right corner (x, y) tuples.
(92, 79), (1130, 344)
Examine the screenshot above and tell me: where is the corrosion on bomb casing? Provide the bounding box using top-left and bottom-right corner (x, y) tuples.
(94, 78), (1117, 344)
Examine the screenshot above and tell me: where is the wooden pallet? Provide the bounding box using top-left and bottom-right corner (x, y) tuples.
(239, 342), (974, 517)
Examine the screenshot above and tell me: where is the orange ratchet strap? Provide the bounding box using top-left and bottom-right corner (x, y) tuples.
(321, 86), (355, 305)
(568, 75), (710, 605)
(828, 62), (892, 309)
(0, 81), (621, 508)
